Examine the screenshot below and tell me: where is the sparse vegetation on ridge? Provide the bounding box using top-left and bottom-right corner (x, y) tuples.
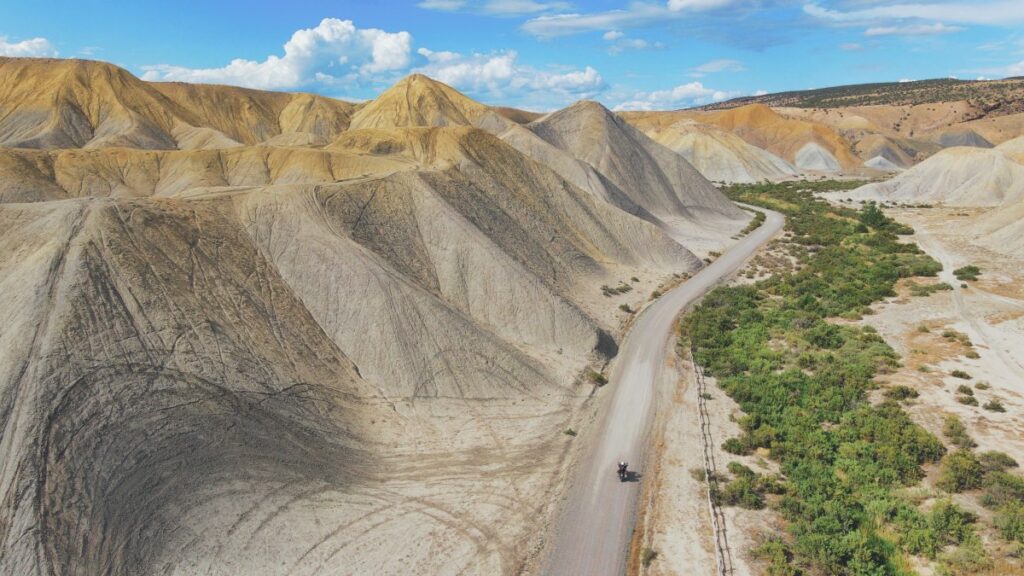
(697, 77), (1024, 112)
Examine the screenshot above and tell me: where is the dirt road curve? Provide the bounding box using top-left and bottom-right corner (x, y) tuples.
(541, 207), (784, 576)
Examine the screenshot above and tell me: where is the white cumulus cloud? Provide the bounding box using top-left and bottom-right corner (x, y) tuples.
(418, 0), (569, 15)
(0, 36), (57, 57)
(417, 0), (467, 10)
(973, 60), (1024, 78)
(613, 81), (738, 111)
(416, 47), (604, 107)
(667, 0), (738, 11)
(865, 22), (962, 37)
(483, 0), (571, 14)
(141, 19), (412, 90)
(693, 58), (745, 73)
(804, 2), (1024, 26)
(523, 5), (675, 37)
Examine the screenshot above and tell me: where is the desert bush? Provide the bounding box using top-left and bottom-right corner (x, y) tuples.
(953, 265), (981, 281)
(641, 548), (658, 566)
(898, 499), (978, 559)
(951, 370), (972, 380)
(937, 450), (984, 493)
(983, 399), (1006, 413)
(683, 181), (950, 573)
(885, 385), (919, 401)
(943, 415), (976, 449)
(978, 451), (1018, 473)
(586, 369), (608, 386)
(909, 281), (953, 297)
(982, 472), (1024, 509)
(995, 503), (1024, 543)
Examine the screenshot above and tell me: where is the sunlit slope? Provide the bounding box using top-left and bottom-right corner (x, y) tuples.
(0, 57), (355, 150)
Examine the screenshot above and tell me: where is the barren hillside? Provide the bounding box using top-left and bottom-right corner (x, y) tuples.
(0, 57), (748, 576)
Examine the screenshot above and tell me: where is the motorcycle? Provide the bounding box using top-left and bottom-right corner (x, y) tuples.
(617, 462), (629, 482)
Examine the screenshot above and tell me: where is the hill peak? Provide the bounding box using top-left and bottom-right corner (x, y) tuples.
(349, 73), (491, 130)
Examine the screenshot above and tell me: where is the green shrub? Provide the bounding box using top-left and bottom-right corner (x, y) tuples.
(687, 181), (950, 573)
(715, 474), (766, 509)
(982, 472), (1024, 509)
(957, 395), (979, 406)
(727, 461), (756, 477)
(983, 399), (1006, 413)
(937, 450), (984, 493)
(978, 451), (1018, 473)
(938, 537), (992, 574)
(641, 547), (658, 566)
(899, 499), (978, 559)
(586, 369), (608, 386)
(953, 265), (981, 281)
(563, 428), (577, 436)
(996, 502), (1024, 543)
(974, 381), (990, 390)
(754, 538), (800, 576)
(619, 303), (633, 313)
(909, 281), (953, 297)
(885, 385), (919, 401)
(956, 384), (973, 395)
(943, 415), (976, 449)
(951, 370), (972, 380)
(722, 437), (750, 455)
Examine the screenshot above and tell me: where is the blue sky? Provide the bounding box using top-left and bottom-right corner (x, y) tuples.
(2, 0), (1023, 110)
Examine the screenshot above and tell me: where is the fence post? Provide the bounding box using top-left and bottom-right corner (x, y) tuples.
(692, 347), (734, 576)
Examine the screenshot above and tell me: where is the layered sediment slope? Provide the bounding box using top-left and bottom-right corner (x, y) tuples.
(623, 104), (859, 174)
(646, 120), (797, 183)
(528, 101), (745, 222)
(0, 57), (745, 575)
(0, 57), (355, 150)
(851, 140), (1024, 207)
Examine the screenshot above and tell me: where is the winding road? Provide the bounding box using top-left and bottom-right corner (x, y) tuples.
(541, 207), (784, 576)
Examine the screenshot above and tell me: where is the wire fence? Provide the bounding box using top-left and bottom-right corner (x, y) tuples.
(692, 348), (735, 576)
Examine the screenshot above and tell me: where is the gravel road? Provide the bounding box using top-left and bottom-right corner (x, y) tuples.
(542, 207), (784, 576)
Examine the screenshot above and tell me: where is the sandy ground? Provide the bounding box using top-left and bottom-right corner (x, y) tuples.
(859, 208), (1024, 466)
(843, 205), (1024, 572)
(634, 349), (778, 576)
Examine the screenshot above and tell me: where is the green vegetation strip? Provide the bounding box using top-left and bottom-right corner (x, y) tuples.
(679, 182), (1000, 575)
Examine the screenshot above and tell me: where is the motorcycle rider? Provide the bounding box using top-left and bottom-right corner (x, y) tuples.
(617, 461), (628, 480)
